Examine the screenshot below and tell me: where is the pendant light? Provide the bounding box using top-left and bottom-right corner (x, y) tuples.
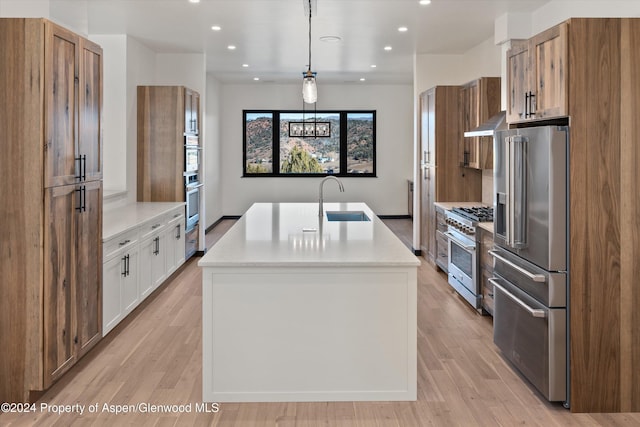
(302, 0), (317, 104)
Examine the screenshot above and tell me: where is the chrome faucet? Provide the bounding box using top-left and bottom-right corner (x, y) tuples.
(318, 176), (345, 217)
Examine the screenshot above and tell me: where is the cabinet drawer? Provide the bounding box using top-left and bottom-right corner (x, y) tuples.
(186, 224), (199, 258)
(479, 231), (494, 269)
(104, 229), (138, 261)
(481, 267), (494, 315)
(139, 217), (166, 240)
(435, 230), (449, 272)
(167, 207), (185, 225)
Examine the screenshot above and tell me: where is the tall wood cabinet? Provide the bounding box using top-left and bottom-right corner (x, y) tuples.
(419, 87), (482, 264)
(137, 85), (201, 257)
(506, 18), (640, 413)
(0, 19), (103, 402)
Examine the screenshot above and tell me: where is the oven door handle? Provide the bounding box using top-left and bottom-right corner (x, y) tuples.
(444, 232), (475, 251)
(489, 250), (546, 282)
(489, 278), (546, 318)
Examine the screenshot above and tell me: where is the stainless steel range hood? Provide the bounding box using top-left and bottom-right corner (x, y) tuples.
(464, 111), (506, 137)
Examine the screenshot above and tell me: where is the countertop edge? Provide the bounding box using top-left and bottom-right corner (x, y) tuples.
(103, 202), (186, 242)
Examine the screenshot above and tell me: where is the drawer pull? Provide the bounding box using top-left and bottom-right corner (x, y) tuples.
(119, 239), (131, 246)
(489, 278), (546, 318)
(152, 223), (161, 229)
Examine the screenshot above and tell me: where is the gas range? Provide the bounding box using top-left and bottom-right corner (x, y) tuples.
(445, 205), (493, 312)
(445, 206), (493, 237)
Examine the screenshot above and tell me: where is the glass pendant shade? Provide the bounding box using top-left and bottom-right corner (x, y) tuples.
(302, 73), (317, 104)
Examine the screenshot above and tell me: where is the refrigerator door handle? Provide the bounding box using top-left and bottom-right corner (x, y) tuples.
(510, 135), (528, 248)
(505, 136), (511, 245)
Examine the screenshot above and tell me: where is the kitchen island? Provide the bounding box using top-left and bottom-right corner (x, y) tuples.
(198, 202), (420, 402)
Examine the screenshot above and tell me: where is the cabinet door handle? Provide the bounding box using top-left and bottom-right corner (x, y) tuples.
(524, 92), (530, 118)
(75, 186), (86, 212)
(82, 154), (86, 181)
(153, 236), (160, 255)
(176, 224), (181, 239)
(529, 92), (536, 116)
(121, 255), (127, 276)
(75, 156), (83, 180)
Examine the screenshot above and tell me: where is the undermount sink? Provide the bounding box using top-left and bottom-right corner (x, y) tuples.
(326, 210), (371, 222)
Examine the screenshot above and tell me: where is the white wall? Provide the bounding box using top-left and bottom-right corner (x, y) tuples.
(89, 35), (127, 195)
(532, 0), (640, 34)
(205, 74), (223, 228)
(219, 83), (414, 216)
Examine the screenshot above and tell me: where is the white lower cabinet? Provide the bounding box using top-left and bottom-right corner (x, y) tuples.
(166, 212), (185, 276)
(139, 229), (167, 299)
(102, 204), (186, 336)
(103, 231), (138, 335)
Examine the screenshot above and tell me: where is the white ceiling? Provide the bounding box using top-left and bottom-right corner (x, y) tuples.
(60, 0), (551, 84)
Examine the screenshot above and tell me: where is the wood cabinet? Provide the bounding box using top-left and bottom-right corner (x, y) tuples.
(44, 24), (103, 187)
(461, 77), (501, 169)
(506, 23), (568, 123)
(435, 206), (448, 272)
(0, 19), (103, 402)
(137, 85), (201, 258)
(184, 87), (200, 135)
(477, 226), (494, 316)
(419, 87), (482, 265)
(503, 18), (640, 413)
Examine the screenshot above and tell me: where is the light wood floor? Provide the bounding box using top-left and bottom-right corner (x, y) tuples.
(2, 218), (639, 426)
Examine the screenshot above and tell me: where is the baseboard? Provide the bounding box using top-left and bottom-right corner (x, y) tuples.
(205, 215), (242, 234)
(377, 214), (412, 220)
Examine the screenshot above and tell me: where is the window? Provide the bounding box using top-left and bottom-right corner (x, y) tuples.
(243, 110), (376, 177)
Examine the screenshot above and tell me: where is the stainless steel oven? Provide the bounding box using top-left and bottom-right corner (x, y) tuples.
(186, 184), (201, 231)
(444, 206), (493, 311)
(446, 227), (478, 309)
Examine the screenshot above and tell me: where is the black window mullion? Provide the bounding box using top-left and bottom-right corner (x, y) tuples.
(273, 111), (280, 175)
(339, 112), (347, 176)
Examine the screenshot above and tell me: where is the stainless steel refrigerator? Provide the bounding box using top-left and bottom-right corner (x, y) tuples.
(490, 125), (569, 405)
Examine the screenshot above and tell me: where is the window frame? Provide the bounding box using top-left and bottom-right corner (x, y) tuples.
(243, 109), (377, 178)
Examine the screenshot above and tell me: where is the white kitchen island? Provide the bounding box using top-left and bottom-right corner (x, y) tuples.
(198, 202), (420, 402)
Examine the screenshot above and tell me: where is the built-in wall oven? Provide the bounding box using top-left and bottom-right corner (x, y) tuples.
(492, 125), (569, 405)
(186, 184), (201, 231)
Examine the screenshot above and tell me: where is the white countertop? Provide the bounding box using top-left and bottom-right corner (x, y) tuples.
(198, 202), (420, 268)
(103, 202), (185, 241)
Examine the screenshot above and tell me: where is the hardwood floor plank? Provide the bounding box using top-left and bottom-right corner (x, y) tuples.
(1, 218), (638, 426)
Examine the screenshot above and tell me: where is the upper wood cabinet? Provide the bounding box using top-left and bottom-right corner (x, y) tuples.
(184, 88), (200, 135)
(460, 77), (501, 169)
(506, 22), (568, 123)
(44, 22), (103, 187)
(0, 18), (103, 403)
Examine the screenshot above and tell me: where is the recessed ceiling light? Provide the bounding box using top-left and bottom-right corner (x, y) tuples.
(253, 77), (260, 81)
(242, 64), (249, 68)
(371, 64), (377, 68)
(419, 0), (431, 5)
(211, 25), (221, 31)
(189, 0), (200, 3)
(227, 45), (236, 50)
(319, 35), (342, 43)
(384, 46), (393, 51)
(398, 26), (408, 32)
(360, 78), (366, 82)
